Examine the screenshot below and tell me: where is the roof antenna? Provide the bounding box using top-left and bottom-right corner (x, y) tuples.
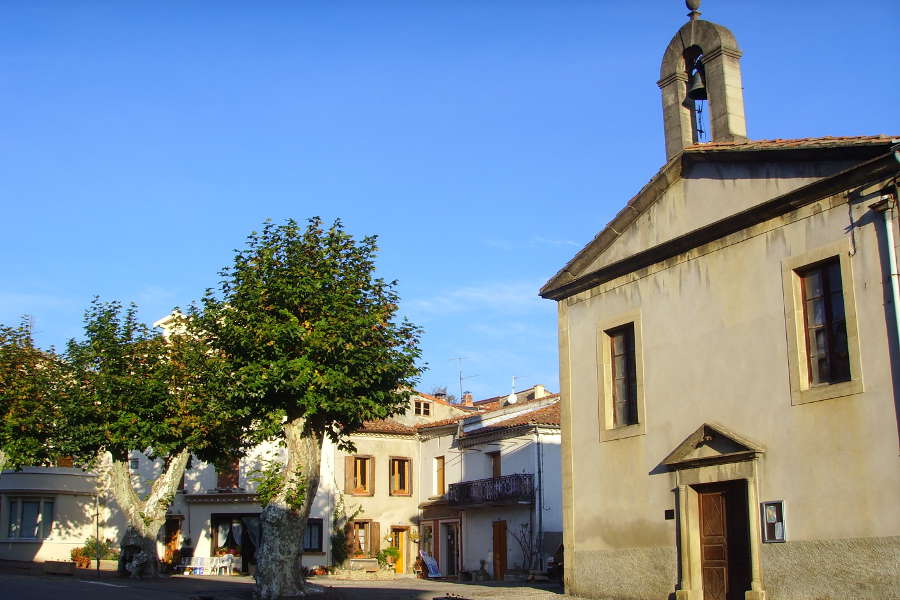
(450, 357), (478, 402)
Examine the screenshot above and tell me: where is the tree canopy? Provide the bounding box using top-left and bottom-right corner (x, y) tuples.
(185, 217), (423, 448)
(0, 319), (70, 470)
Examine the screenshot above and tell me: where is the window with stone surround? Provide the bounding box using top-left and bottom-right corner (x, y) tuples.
(783, 241), (863, 405)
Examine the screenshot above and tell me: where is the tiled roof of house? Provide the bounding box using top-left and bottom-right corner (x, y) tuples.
(684, 135), (896, 152)
(474, 392), (560, 413)
(356, 419), (416, 435)
(416, 391), (460, 408)
(415, 415), (471, 430)
(462, 403), (561, 437)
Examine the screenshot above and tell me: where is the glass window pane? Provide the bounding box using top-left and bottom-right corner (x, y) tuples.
(613, 355), (627, 379)
(8, 499), (18, 538)
(826, 261), (842, 292)
(41, 500), (53, 538)
(807, 299), (825, 327)
(831, 291), (845, 320)
(814, 328), (828, 355)
(803, 270), (823, 297)
(611, 332), (624, 355)
(21, 501), (40, 538)
(614, 379), (627, 404)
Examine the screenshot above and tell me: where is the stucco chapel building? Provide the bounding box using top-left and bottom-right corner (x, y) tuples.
(540, 4), (900, 600)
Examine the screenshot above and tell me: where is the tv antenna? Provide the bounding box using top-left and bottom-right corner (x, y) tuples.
(450, 357), (478, 401)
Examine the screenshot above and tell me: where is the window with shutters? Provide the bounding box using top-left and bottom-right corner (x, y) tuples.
(217, 458), (241, 490)
(487, 451), (501, 479)
(598, 312), (646, 442)
(345, 455), (375, 496)
(389, 457), (411, 496)
(348, 519), (380, 557)
(782, 242), (863, 405)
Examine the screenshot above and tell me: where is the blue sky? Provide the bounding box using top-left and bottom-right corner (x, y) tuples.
(2, 1), (897, 400)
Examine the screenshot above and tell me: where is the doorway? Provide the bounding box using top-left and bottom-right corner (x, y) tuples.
(390, 527), (407, 574)
(440, 522), (459, 576)
(695, 481), (751, 600)
(163, 517), (182, 566)
(492, 520), (507, 580)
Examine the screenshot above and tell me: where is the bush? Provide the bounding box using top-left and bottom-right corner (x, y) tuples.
(78, 536), (120, 561)
(70, 547), (91, 569)
(375, 546), (400, 569)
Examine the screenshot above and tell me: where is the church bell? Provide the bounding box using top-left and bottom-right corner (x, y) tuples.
(686, 68), (707, 101)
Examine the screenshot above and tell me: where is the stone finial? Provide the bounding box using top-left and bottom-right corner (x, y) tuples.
(686, 0), (701, 20)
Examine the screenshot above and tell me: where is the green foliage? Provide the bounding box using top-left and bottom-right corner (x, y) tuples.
(83, 536), (120, 560)
(60, 298), (248, 467)
(330, 487), (363, 566)
(249, 460), (308, 512)
(375, 546), (400, 568)
(184, 218), (423, 449)
(0, 318), (72, 469)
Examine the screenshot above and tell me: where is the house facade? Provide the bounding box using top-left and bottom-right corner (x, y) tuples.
(418, 386), (563, 580)
(541, 7), (900, 600)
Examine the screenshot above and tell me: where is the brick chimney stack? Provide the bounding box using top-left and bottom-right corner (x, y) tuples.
(462, 392), (474, 407)
(533, 384), (546, 399)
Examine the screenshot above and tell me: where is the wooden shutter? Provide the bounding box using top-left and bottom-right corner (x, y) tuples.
(370, 521), (381, 555)
(367, 458), (375, 496)
(344, 521), (354, 555)
(344, 456), (354, 493)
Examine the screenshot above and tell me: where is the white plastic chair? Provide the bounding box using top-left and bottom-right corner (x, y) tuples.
(216, 554), (235, 575)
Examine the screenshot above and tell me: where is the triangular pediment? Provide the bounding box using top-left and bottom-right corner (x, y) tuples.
(662, 422), (764, 471)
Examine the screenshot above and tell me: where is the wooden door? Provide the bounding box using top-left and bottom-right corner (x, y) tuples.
(163, 518), (181, 565)
(492, 520), (507, 581)
(699, 490), (728, 600)
(391, 528), (406, 574)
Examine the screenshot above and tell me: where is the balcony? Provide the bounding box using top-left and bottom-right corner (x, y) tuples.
(447, 473), (534, 507)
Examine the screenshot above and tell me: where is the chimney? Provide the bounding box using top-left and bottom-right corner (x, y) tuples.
(533, 384), (546, 400)
(434, 391), (447, 401)
(462, 392), (474, 407)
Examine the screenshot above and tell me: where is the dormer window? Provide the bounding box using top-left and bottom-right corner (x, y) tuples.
(414, 400), (431, 416)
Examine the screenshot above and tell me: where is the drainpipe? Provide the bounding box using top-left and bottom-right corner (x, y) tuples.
(871, 184), (900, 350)
(533, 428), (544, 572)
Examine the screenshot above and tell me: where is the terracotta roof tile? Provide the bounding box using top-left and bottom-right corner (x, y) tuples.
(416, 391), (458, 408)
(462, 403), (561, 437)
(356, 419), (415, 435)
(415, 415), (471, 430)
(685, 135), (897, 152)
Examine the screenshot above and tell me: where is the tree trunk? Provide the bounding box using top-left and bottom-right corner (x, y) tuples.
(0, 450), (7, 474)
(106, 448), (190, 578)
(255, 420), (323, 599)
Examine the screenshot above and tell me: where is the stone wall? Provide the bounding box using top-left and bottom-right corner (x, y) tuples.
(569, 546), (675, 600)
(760, 536), (900, 600)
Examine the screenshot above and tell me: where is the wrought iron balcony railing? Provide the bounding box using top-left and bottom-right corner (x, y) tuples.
(447, 473), (534, 506)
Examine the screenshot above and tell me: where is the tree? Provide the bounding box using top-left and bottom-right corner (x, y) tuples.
(186, 218), (421, 598)
(0, 318), (70, 473)
(64, 299), (243, 577)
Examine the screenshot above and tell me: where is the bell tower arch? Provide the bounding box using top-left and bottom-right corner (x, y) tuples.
(658, 1), (748, 159)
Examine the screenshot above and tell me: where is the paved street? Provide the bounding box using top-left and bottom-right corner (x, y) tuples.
(0, 572), (567, 600)
(0, 573), (255, 600)
(315, 576), (565, 600)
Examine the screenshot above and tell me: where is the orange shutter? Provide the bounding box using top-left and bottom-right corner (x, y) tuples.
(370, 521), (381, 554)
(344, 456), (354, 493)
